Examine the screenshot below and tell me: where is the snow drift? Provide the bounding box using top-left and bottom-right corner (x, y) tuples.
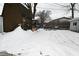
(0, 26), (79, 56)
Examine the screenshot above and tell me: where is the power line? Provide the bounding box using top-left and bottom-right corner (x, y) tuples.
(37, 7), (67, 10)
(54, 3), (70, 8)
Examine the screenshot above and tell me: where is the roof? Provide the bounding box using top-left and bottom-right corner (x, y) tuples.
(21, 3), (29, 9)
(71, 17), (79, 21)
(53, 17), (71, 20)
(32, 16), (40, 20)
(1, 3), (32, 15)
(48, 17), (71, 23)
(2, 3), (28, 17)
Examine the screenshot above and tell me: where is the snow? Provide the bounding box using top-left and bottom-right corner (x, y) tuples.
(32, 16), (40, 20)
(21, 3), (29, 9)
(0, 26), (79, 56)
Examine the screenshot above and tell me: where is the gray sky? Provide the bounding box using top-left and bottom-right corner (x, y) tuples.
(0, 3), (4, 15)
(36, 3), (79, 19)
(0, 3), (79, 19)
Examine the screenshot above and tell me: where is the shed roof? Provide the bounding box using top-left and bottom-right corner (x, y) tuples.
(2, 3), (29, 17)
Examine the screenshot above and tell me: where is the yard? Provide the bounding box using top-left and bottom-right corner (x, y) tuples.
(0, 26), (79, 56)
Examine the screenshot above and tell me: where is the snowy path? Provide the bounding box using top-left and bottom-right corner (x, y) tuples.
(0, 26), (79, 56)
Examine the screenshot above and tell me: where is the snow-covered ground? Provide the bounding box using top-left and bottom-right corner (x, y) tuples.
(0, 26), (79, 56)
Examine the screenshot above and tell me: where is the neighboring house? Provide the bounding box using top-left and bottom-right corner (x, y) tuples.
(2, 3), (32, 32)
(0, 16), (3, 33)
(44, 17), (71, 30)
(70, 17), (79, 32)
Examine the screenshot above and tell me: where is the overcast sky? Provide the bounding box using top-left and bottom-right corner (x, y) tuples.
(36, 3), (79, 19)
(0, 3), (79, 19)
(0, 3), (4, 15)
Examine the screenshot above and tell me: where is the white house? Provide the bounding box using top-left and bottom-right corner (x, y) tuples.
(0, 16), (3, 33)
(0, 4), (4, 33)
(70, 17), (79, 32)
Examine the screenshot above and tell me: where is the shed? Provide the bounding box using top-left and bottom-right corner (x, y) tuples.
(70, 17), (79, 32)
(2, 3), (32, 32)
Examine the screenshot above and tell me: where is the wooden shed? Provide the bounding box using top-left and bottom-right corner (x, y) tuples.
(2, 3), (32, 32)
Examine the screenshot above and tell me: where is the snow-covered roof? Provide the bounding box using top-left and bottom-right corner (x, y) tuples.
(35, 16), (40, 20)
(32, 16), (40, 20)
(70, 17), (79, 21)
(21, 3), (29, 9)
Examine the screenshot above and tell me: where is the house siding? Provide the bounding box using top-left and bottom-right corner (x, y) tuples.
(70, 20), (79, 32)
(0, 16), (3, 33)
(45, 17), (70, 30)
(70, 21), (77, 31)
(77, 21), (79, 32)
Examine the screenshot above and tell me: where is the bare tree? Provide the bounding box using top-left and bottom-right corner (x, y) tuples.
(54, 3), (79, 19)
(21, 3), (32, 30)
(21, 3), (38, 30)
(32, 3), (38, 19)
(24, 3), (32, 20)
(70, 3), (76, 19)
(36, 10), (51, 28)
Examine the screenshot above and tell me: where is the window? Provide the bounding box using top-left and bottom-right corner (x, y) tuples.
(73, 22), (77, 26)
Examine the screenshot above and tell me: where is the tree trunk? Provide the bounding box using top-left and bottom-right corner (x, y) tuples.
(32, 3), (37, 19)
(71, 3), (75, 19)
(23, 3), (32, 30)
